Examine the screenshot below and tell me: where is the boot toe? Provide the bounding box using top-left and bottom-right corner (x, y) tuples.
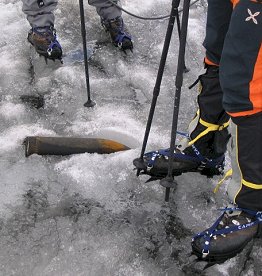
(143, 152), (199, 177)
(121, 38), (133, 51)
(49, 47), (63, 59)
(192, 212), (258, 263)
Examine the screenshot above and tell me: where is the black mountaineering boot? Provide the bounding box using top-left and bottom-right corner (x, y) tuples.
(192, 207), (262, 264)
(27, 26), (63, 61)
(133, 139), (226, 180)
(133, 64), (231, 179)
(102, 16), (133, 52)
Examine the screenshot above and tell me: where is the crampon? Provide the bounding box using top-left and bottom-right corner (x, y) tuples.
(133, 133), (225, 181)
(28, 26), (63, 63)
(102, 16), (133, 53)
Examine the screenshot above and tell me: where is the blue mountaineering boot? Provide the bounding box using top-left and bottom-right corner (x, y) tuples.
(27, 26), (63, 61)
(102, 16), (133, 52)
(192, 207), (262, 264)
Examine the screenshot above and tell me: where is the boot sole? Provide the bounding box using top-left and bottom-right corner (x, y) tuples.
(133, 158), (223, 179)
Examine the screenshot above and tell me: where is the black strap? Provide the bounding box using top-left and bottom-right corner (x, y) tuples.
(188, 77), (200, 89)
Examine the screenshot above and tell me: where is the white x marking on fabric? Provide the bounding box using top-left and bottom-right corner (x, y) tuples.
(245, 9), (260, 25)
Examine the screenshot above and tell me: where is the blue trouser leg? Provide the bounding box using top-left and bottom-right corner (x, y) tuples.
(88, 0), (121, 20)
(22, 0), (57, 28)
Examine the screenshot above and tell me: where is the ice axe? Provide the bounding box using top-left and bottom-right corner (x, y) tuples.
(79, 0), (96, 107)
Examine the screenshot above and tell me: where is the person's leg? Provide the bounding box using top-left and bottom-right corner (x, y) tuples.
(181, 0), (233, 153)
(133, 0), (232, 179)
(134, 65), (230, 179)
(203, 0), (232, 66)
(219, 0), (262, 209)
(192, 0), (262, 263)
(228, 114), (262, 211)
(88, 0), (121, 20)
(21, 0), (62, 60)
(22, 0), (57, 28)
(88, 0), (133, 51)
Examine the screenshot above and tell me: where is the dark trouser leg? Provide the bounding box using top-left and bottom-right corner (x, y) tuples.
(183, 65), (230, 159)
(180, 0), (233, 158)
(220, 0), (262, 210)
(191, 0), (262, 262)
(203, 0), (232, 65)
(228, 113), (262, 211)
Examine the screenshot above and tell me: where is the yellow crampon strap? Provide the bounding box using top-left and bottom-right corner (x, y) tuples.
(213, 169), (233, 193)
(188, 118), (230, 146)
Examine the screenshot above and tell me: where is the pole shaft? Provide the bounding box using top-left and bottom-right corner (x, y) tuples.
(79, 0), (92, 101)
(139, 0), (181, 159)
(166, 0), (191, 178)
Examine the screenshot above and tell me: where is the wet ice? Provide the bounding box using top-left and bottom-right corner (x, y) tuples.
(0, 0), (260, 275)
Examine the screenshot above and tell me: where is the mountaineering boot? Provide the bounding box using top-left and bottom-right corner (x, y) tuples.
(27, 26), (63, 61)
(102, 16), (133, 51)
(192, 207), (262, 263)
(133, 64), (230, 179)
(133, 138), (226, 179)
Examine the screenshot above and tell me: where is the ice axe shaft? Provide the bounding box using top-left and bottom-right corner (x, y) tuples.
(24, 136), (130, 157)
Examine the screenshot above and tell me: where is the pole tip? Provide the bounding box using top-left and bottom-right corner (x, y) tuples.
(84, 100), (96, 108)
(160, 176), (177, 189)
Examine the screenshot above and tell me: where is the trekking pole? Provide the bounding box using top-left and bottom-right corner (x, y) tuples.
(134, 0), (182, 176)
(160, 0), (191, 202)
(79, 0), (96, 107)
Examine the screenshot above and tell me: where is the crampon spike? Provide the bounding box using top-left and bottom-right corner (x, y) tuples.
(160, 176), (177, 189)
(191, 254), (221, 270)
(203, 262), (217, 270)
(136, 169), (141, 177)
(133, 157), (147, 172)
(145, 177), (161, 183)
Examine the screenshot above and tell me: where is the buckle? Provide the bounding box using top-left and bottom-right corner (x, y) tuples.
(47, 47), (52, 56)
(218, 125), (225, 131)
(202, 249), (209, 258)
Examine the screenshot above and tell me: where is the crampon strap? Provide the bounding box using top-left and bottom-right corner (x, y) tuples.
(115, 32), (132, 46)
(111, 18), (132, 46)
(188, 119), (230, 146)
(47, 37), (62, 56)
(192, 207), (262, 258)
(144, 131), (224, 171)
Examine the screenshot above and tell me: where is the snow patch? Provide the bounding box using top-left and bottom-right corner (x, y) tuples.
(0, 124), (56, 153)
(0, 102), (26, 120)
